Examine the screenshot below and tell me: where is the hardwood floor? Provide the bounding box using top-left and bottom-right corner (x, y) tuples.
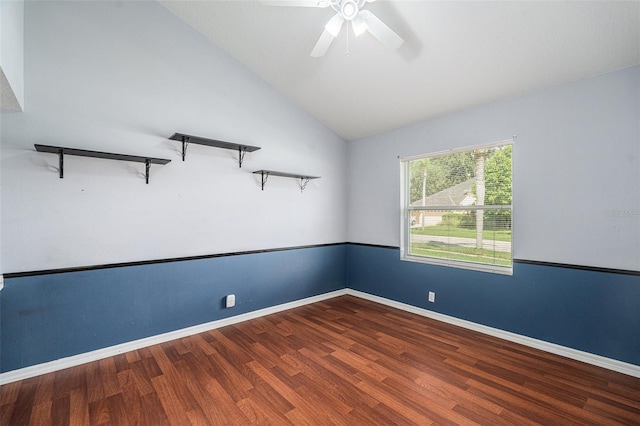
(2, 295), (639, 425)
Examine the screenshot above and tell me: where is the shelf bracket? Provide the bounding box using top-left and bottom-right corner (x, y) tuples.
(299, 177), (311, 192)
(181, 135), (190, 161)
(58, 148), (64, 179)
(145, 159), (151, 184)
(260, 170), (269, 191)
(238, 146), (248, 168)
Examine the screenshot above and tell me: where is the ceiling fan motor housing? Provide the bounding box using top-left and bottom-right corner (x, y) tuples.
(340, 0), (359, 20)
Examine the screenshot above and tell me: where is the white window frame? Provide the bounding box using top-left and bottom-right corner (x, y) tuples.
(400, 139), (513, 275)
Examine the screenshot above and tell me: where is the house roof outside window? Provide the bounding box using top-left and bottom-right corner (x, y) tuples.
(411, 178), (476, 208)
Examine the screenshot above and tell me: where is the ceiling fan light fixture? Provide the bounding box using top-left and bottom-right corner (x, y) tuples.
(352, 13), (368, 36)
(324, 13), (345, 37)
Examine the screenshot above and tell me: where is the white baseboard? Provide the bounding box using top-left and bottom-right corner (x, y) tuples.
(0, 289), (348, 385)
(2, 287), (638, 384)
(345, 289), (640, 379)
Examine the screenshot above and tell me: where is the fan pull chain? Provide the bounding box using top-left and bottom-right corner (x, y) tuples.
(345, 20), (351, 56)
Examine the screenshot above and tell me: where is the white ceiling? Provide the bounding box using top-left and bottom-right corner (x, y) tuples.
(159, 1), (640, 141)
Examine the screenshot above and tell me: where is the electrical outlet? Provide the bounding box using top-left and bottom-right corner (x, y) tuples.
(428, 291), (435, 303)
(226, 294), (236, 308)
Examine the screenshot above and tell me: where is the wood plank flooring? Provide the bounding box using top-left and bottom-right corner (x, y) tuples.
(1, 295), (639, 425)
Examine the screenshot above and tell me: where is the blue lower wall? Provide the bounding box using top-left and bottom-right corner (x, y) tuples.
(0, 245), (346, 373)
(2, 243), (639, 374)
(346, 244), (640, 366)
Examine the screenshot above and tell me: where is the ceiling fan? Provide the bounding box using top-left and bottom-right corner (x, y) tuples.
(263, 0), (404, 57)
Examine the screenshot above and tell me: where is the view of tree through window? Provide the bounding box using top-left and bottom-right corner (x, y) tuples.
(402, 142), (512, 273)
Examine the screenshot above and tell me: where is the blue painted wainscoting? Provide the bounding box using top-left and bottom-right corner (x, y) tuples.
(346, 244), (640, 367)
(1, 244), (347, 373)
(3, 242), (638, 374)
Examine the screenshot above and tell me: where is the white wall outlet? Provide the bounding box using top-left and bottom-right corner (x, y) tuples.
(225, 294), (236, 308)
(428, 291), (435, 303)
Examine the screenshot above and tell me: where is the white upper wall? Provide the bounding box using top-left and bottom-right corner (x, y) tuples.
(0, 1), (347, 273)
(0, 0), (24, 111)
(348, 66), (640, 271)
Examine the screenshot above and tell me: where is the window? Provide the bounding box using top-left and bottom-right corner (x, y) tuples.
(400, 140), (513, 274)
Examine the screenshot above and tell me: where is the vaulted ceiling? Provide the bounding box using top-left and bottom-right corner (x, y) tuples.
(159, 1), (640, 141)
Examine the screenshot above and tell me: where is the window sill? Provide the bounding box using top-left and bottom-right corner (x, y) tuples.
(401, 254), (513, 275)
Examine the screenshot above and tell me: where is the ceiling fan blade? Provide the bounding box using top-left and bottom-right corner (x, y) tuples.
(310, 28), (336, 57)
(362, 11), (404, 50)
(261, 0), (331, 7)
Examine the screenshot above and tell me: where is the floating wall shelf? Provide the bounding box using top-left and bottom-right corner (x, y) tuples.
(34, 144), (171, 184)
(169, 133), (260, 168)
(253, 170), (320, 191)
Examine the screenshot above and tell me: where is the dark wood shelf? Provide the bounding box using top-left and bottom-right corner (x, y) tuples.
(169, 133), (260, 167)
(253, 170), (320, 191)
(35, 144), (170, 184)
